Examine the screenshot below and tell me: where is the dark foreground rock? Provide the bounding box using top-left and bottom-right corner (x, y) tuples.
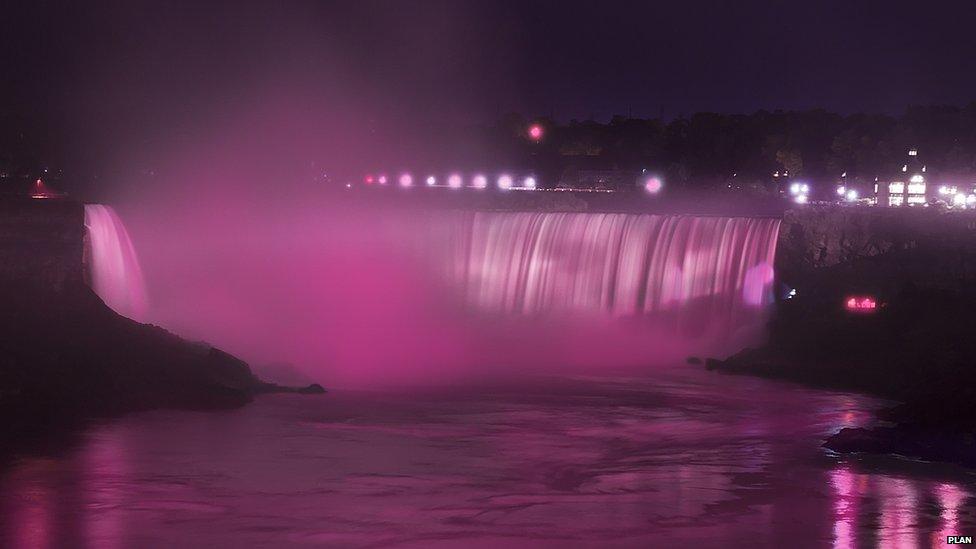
(0, 280), (322, 452)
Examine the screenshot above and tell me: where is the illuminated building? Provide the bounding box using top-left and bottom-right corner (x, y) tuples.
(878, 148), (928, 207)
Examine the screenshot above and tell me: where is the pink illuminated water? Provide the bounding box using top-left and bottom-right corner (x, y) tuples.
(129, 207), (779, 387)
(2, 369), (973, 548)
(440, 212), (779, 317)
(84, 205), (149, 321)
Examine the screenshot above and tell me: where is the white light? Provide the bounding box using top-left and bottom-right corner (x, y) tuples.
(378, 175), (388, 185)
(836, 185), (846, 196)
(968, 195), (976, 206)
(789, 183), (801, 195)
(345, 183), (352, 188)
(471, 174), (487, 189)
(889, 182), (904, 194)
(846, 189), (858, 201)
(398, 173), (413, 187)
(794, 194), (808, 204)
(523, 176), (537, 189)
(953, 193), (967, 207)
(910, 174), (924, 184)
(426, 175), (436, 186)
(939, 186), (949, 195)
(497, 174), (513, 190)
(907, 181), (926, 195)
(801, 184), (809, 193)
(447, 173), (462, 188)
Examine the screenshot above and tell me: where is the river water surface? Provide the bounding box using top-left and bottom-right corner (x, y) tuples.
(2, 367), (974, 548)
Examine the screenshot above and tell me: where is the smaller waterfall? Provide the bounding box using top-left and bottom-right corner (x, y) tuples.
(84, 204), (148, 321)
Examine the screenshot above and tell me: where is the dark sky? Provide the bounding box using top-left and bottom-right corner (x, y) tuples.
(3, 0), (976, 168)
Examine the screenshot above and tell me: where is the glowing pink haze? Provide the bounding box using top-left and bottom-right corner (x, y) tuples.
(90, 199), (779, 388)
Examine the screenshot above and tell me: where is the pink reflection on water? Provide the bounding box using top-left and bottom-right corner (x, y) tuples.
(81, 434), (130, 549)
(830, 466), (862, 549)
(2, 461), (55, 549)
(879, 476), (919, 549)
(932, 482), (968, 547)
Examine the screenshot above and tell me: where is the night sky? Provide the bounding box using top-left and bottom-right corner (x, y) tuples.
(4, 1), (976, 171)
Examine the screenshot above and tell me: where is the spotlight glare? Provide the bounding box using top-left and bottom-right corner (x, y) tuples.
(426, 175), (436, 186)
(472, 174), (487, 189)
(378, 175), (388, 185)
(523, 176), (537, 190)
(399, 173), (413, 187)
(644, 176), (662, 194)
(448, 173), (462, 188)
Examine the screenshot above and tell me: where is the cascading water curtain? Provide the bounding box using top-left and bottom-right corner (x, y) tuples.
(84, 204), (149, 321)
(436, 211), (780, 346)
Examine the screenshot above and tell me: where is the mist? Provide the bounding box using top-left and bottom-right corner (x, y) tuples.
(55, 3), (784, 389)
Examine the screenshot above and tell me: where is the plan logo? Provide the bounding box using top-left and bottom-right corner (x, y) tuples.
(948, 536), (973, 544)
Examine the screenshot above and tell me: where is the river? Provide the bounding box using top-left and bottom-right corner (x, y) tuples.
(2, 366), (974, 548)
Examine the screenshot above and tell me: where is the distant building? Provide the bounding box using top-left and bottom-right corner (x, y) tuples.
(878, 148), (927, 207)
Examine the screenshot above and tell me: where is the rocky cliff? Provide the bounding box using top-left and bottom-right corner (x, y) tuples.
(0, 198), (318, 452)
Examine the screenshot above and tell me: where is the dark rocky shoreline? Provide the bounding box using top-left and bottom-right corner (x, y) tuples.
(0, 279), (324, 457)
(701, 206), (976, 468)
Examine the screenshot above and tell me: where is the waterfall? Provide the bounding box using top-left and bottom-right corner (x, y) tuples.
(435, 211), (781, 347)
(84, 204), (148, 321)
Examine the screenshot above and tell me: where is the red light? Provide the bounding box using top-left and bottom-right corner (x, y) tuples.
(845, 296), (877, 312)
(364, 175), (374, 184)
(528, 124), (543, 141)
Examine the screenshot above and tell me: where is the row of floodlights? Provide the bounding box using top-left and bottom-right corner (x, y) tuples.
(360, 173), (666, 194)
(363, 173), (537, 190)
(788, 182), (810, 204)
(791, 182), (862, 204)
(938, 186), (976, 208)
